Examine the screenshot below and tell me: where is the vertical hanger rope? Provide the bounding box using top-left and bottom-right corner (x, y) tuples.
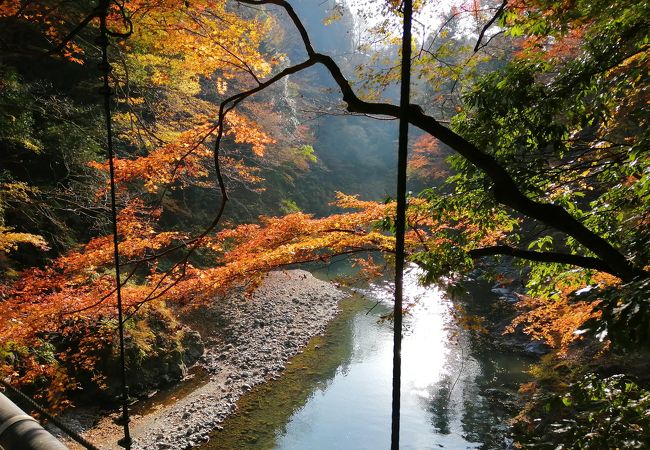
(97, 2), (132, 448)
(391, 0), (413, 448)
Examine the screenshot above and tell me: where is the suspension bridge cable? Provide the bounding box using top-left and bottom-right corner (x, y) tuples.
(97, 2), (132, 448)
(391, 0), (413, 449)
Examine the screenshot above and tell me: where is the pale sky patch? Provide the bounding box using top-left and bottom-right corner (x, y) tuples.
(343, 0), (492, 47)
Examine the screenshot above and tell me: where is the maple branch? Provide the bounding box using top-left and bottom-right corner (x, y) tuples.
(47, 10), (98, 56)
(468, 245), (612, 273)
(120, 57), (323, 318)
(239, 0), (648, 282)
(156, 125), (220, 205)
(47, 0), (132, 56)
(410, 222), (432, 253)
(125, 58), (318, 268)
(62, 269), (136, 316)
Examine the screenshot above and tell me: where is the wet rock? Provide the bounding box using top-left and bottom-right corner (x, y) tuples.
(182, 330), (205, 364)
(491, 285), (519, 303)
(524, 340), (551, 356)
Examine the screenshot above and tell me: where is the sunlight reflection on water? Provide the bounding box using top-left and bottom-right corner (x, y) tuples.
(275, 267), (490, 449)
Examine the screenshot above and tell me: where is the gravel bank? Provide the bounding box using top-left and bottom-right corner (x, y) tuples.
(67, 269), (346, 449)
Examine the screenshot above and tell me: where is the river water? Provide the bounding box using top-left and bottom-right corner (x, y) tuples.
(203, 266), (529, 449)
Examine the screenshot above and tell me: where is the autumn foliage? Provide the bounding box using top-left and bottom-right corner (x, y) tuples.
(0, 0), (281, 405)
(407, 135), (449, 181)
(0, 179), (521, 405)
(1, 1), (647, 424)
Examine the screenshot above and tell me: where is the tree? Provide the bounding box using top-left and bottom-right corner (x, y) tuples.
(237, 0), (647, 281)
(0, 0), (647, 409)
(209, 1), (648, 352)
(0, 0), (285, 405)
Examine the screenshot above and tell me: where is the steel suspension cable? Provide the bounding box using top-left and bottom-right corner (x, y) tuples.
(97, 2), (132, 448)
(391, 1), (413, 449)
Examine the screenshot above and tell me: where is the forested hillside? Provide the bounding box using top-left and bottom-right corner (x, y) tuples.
(0, 0), (648, 448)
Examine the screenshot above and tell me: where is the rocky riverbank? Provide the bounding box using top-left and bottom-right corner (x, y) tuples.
(64, 269), (346, 450)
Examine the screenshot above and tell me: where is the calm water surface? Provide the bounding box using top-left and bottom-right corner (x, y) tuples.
(204, 267), (529, 449)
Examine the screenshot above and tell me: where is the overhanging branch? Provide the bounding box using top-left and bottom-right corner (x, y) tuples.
(236, 0), (648, 282)
(468, 245), (613, 273)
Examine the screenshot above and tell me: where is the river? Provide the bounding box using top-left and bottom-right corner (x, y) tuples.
(200, 265), (530, 449)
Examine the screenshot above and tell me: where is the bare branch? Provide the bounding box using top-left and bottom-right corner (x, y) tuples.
(474, 0), (507, 52)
